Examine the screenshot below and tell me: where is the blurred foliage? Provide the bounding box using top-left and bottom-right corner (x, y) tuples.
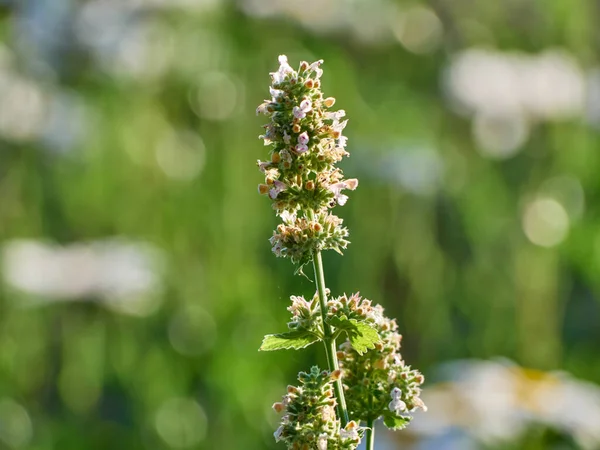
(0, 0), (599, 449)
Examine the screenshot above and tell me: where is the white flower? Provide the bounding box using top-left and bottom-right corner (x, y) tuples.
(310, 59), (324, 79)
(257, 160), (270, 173)
(389, 398), (407, 415)
(328, 179), (358, 206)
(256, 102), (269, 115)
(317, 433), (328, 450)
(280, 210), (296, 223)
(389, 387), (407, 415)
(269, 180), (287, 199)
(298, 132), (309, 145)
(271, 55), (295, 84)
(278, 55), (293, 73)
(293, 99), (312, 119)
(332, 119), (348, 133)
(340, 421), (359, 441)
(273, 425), (284, 442)
(270, 87), (283, 102)
(325, 110), (346, 120)
(283, 131), (291, 144)
(337, 135), (348, 148)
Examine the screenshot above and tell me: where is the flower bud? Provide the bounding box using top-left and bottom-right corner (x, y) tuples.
(292, 123), (301, 133)
(305, 79), (314, 88)
(305, 180), (315, 191)
(330, 369), (342, 381)
(324, 97), (336, 107)
(272, 402), (285, 413)
(271, 152), (281, 163)
(300, 61), (309, 71)
(258, 184), (269, 195)
(374, 359), (387, 370)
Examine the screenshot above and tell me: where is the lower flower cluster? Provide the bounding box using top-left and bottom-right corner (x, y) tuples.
(336, 296), (427, 428)
(272, 366), (361, 450)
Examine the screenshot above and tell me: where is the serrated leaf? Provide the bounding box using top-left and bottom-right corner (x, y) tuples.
(348, 320), (380, 355)
(259, 329), (320, 351)
(383, 413), (411, 430)
(327, 316), (380, 355)
(326, 315), (350, 329)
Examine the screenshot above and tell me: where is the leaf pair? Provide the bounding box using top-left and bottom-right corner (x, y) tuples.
(259, 316), (380, 354)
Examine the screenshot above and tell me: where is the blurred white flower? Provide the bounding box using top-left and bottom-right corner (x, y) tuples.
(2, 238), (164, 315)
(407, 359), (600, 449)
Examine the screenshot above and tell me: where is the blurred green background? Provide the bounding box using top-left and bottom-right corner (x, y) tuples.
(0, 0), (599, 449)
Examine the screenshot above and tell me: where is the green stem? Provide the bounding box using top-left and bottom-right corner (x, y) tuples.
(366, 418), (375, 450)
(312, 250), (350, 427)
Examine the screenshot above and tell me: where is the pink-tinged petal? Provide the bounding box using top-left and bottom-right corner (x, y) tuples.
(257, 160), (270, 172)
(298, 132), (309, 145)
(344, 178), (359, 190)
(309, 59), (324, 70)
(256, 103), (268, 115)
(269, 180), (287, 199)
(295, 143), (308, 153)
(328, 182), (344, 194)
(299, 99), (312, 112)
(293, 106), (306, 119)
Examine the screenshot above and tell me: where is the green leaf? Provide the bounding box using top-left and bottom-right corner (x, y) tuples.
(327, 316), (380, 355)
(383, 413), (411, 430)
(348, 321), (380, 354)
(259, 329), (320, 351)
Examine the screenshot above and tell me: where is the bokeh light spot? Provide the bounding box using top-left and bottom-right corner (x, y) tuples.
(155, 398), (207, 448)
(472, 111), (528, 159)
(0, 399), (33, 448)
(193, 72), (240, 121)
(156, 131), (206, 181)
(168, 305), (217, 356)
(522, 198), (569, 247)
(392, 6), (443, 54)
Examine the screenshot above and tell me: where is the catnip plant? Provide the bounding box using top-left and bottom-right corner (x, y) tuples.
(256, 55), (426, 450)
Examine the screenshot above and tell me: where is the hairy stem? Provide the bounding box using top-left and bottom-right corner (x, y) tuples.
(312, 250), (349, 426)
(366, 418), (375, 450)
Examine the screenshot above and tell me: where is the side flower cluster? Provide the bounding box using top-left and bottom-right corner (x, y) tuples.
(335, 294), (427, 428)
(286, 293), (321, 332)
(272, 366), (361, 450)
(257, 55), (357, 267)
